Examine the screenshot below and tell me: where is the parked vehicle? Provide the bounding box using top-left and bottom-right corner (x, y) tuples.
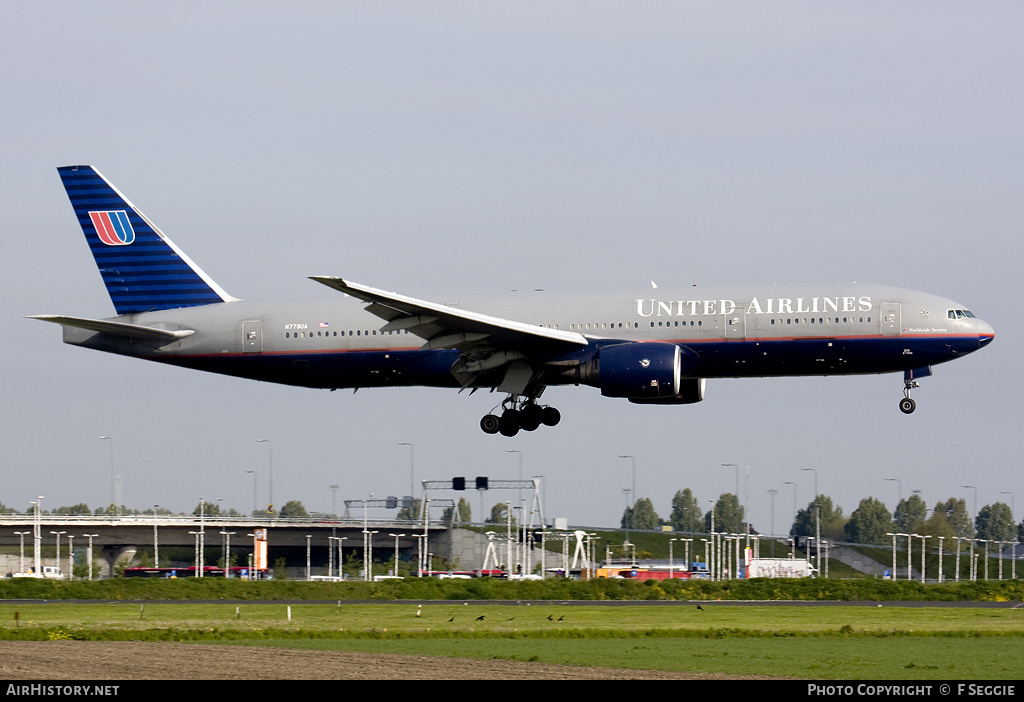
(10, 566), (63, 579)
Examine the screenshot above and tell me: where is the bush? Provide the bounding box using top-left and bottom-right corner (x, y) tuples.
(0, 576), (1020, 603)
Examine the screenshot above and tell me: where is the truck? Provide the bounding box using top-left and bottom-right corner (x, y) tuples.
(10, 566), (64, 580)
(745, 558), (816, 578)
(594, 562), (709, 580)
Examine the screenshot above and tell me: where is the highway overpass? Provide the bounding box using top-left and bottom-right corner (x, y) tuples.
(0, 514), (442, 577)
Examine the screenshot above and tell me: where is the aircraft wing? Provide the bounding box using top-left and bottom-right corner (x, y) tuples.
(310, 276), (587, 350)
(310, 276), (588, 391)
(28, 315), (195, 342)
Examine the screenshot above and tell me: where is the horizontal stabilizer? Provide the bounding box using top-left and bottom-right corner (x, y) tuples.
(28, 315), (195, 341)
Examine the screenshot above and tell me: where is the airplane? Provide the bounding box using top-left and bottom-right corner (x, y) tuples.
(31, 165), (995, 437)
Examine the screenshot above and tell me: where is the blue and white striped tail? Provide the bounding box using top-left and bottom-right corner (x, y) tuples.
(57, 165), (234, 315)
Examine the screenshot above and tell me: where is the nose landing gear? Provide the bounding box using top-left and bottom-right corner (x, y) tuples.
(480, 396), (561, 436)
(899, 368), (926, 414)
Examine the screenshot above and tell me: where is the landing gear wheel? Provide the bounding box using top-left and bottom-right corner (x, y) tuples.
(499, 408), (521, 437)
(899, 397), (916, 414)
(480, 414), (501, 434)
(540, 406), (561, 426)
(519, 404), (542, 432)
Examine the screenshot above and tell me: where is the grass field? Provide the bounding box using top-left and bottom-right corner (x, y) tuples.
(1, 601), (1021, 679)
(239, 636), (1022, 680)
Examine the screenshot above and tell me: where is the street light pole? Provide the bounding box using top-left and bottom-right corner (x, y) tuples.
(83, 534), (98, 580)
(722, 463), (739, 534)
(32, 497), (43, 577)
(198, 497), (205, 577)
(99, 436), (118, 516)
(802, 468), (819, 573)
(961, 485), (977, 581)
(50, 531), (66, 579)
(221, 530), (234, 577)
(709, 499), (716, 580)
(619, 455), (636, 538)
(1000, 491), (1016, 580)
(389, 533), (405, 576)
(257, 439), (273, 514)
(622, 488), (632, 544)
(399, 442), (414, 501)
(920, 534), (929, 583)
(13, 531), (29, 575)
(783, 481), (796, 540)
(245, 470), (257, 516)
(507, 450), (524, 557)
(336, 536), (347, 579)
(152, 506), (161, 568)
(802, 467), (818, 505)
(885, 478), (902, 505)
(618, 455), (636, 508)
(363, 495), (372, 581)
(505, 501), (512, 577)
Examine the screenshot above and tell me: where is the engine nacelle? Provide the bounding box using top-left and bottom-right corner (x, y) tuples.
(629, 377), (706, 404)
(595, 342), (684, 400)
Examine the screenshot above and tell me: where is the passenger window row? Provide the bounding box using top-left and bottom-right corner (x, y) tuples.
(284, 329), (412, 339)
(770, 317), (872, 326)
(281, 314), (877, 341)
(568, 322), (640, 331)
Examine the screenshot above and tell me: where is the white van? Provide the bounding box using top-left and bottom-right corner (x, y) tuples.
(11, 566), (64, 580)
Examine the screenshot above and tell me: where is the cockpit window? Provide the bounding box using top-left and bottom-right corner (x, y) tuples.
(947, 309), (976, 320)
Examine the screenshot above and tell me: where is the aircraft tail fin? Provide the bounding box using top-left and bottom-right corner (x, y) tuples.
(57, 165), (235, 315)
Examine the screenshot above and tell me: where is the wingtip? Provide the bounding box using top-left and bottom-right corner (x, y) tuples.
(309, 276), (352, 296)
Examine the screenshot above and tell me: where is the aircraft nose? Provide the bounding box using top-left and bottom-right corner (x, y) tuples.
(977, 320), (995, 347)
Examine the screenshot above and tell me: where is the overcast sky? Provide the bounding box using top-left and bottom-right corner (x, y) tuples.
(2, 2), (1020, 537)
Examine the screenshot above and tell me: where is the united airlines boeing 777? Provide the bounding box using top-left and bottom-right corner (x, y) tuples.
(32, 166), (995, 436)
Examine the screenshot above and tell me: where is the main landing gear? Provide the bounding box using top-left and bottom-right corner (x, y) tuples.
(480, 397), (561, 437)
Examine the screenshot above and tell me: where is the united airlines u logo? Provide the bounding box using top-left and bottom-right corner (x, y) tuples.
(88, 210), (135, 245)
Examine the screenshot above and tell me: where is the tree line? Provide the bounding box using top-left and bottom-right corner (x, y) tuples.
(0, 499), (314, 519)
(5, 492), (1020, 548)
(618, 489), (1021, 547)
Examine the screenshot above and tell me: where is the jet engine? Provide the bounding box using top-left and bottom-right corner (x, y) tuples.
(628, 377), (706, 404)
(588, 341), (702, 402)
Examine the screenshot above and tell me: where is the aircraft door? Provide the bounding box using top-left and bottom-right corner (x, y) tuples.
(880, 303), (901, 336)
(242, 320), (263, 352)
(725, 312), (745, 339)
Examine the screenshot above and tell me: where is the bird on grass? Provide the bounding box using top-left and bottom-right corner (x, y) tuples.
(696, 605), (704, 612)
(475, 615), (485, 621)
